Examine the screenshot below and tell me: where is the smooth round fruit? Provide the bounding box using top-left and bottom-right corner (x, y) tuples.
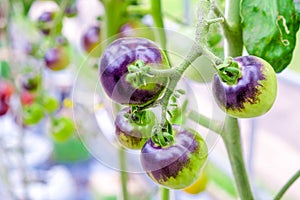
(212, 56), (277, 118)
(37, 11), (54, 35)
(140, 125), (208, 189)
(21, 73), (41, 91)
(41, 95), (59, 113)
(0, 101), (9, 116)
(0, 80), (13, 103)
(118, 21), (155, 40)
(0, 80), (13, 116)
(22, 103), (44, 125)
(81, 26), (101, 56)
(183, 169), (208, 194)
(44, 47), (70, 71)
(20, 91), (35, 105)
(115, 107), (156, 149)
(51, 116), (75, 142)
(64, 3), (77, 18)
(99, 37), (169, 105)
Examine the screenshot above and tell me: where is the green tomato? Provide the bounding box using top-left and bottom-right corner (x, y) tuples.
(22, 103), (44, 125)
(41, 95), (59, 113)
(51, 116), (75, 142)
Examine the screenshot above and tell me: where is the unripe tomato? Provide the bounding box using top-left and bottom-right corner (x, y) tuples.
(99, 37), (169, 105)
(37, 11), (55, 35)
(212, 56), (277, 118)
(81, 26), (101, 56)
(115, 107), (156, 149)
(140, 125), (208, 189)
(183, 169), (208, 194)
(22, 103), (44, 125)
(44, 47), (70, 71)
(50, 116), (75, 142)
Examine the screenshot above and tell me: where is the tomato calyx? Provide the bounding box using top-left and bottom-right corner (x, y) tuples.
(151, 121), (174, 147)
(217, 57), (242, 85)
(125, 106), (152, 126)
(126, 60), (154, 88)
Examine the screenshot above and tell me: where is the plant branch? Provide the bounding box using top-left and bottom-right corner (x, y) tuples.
(220, 0), (254, 199)
(274, 170), (300, 200)
(160, 187), (170, 200)
(186, 110), (223, 134)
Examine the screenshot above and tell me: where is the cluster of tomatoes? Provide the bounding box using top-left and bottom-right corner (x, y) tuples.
(98, 32), (278, 191)
(99, 37), (209, 190)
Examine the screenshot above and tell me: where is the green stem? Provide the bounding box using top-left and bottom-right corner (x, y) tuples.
(119, 147), (129, 200)
(221, 116), (254, 200)
(186, 110), (223, 134)
(160, 45), (201, 125)
(150, 0), (170, 63)
(49, 0), (70, 40)
(221, 0), (254, 199)
(274, 170), (300, 200)
(223, 0), (243, 57)
(102, 0), (127, 40)
(160, 187), (170, 200)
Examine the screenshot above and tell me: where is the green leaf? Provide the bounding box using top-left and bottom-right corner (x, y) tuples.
(0, 61), (11, 79)
(241, 0), (300, 73)
(295, 0), (300, 19)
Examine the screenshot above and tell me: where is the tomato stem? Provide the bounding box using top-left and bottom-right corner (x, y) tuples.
(160, 187), (170, 200)
(221, 0), (254, 199)
(274, 170), (300, 200)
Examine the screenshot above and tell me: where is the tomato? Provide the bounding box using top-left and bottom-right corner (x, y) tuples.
(212, 56), (277, 118)
(50, 116), (75, 142)
(21, 73), (41, 91)
(118, 21), (155, 40)
(44, 47), (70, 71)
(183, 169), (208, 194)
(99, 37), (169, 105)
(0, 102), (9, 116)
(22, 103), (44, 125)
(115, 107), (156, 149)
(140, 125), (208, 189)
(0, 80), (13, 116)
(20, 90), (35, 105)
(81, 25), (101, 56)
(37, 11), (55, 35)
(41, 95), (59, 113)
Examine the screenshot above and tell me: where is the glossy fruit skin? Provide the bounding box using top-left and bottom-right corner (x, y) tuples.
(81, 26), (101, 55)
(212, 56), (277, 118)
(99, 37), (168, 105)
(21, 73), (40, 91)
(140, 125), (208, 189)
(20, 91), (35, 105)
(37, 11), (54, 35)
(183, 169), (208, 194)
(22, 103), (44, 125)
(0, 81), (13, 116)
(51, 117), (75, 142)
(44, 47), (70, 71)
(115, 107), (156, 149)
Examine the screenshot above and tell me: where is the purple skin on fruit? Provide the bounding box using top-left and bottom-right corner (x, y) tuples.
(212, 55), (277, 118)
(0, 101), (9, 116)
(140, 125), (208, 189)
(38, 11), (54, 35)
(99, 38), (168, 105)
(82, 26), (101, 53)
(44, 47), (70, 71)
(115, 107), (155, 149)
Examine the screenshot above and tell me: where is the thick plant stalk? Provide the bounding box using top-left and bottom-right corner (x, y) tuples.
(221, 0), (254, 199)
